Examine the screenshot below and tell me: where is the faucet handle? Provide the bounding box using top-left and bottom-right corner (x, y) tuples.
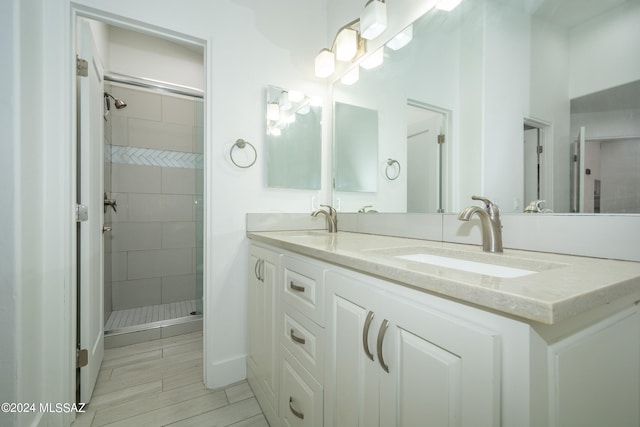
(320, 204), (337, 218)
(471, 196), (499, 214)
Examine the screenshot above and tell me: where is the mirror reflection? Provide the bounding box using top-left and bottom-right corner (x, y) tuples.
(331, 0), (640, 214)
(265, 85), (322, 190)
(334, 102), (378, 192)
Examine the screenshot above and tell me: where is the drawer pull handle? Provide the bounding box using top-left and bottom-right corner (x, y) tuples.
(290, 281), (305, 293)
(289, 397), (305, 420)
(363, 310), (375, 361)
(290, 329), (306, 345)
(377, 319), (390, 373)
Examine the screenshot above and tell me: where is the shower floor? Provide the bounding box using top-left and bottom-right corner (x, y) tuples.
(105, 300), (198, 331)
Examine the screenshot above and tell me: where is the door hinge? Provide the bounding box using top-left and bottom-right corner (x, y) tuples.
(437, 134), (445, 145)
(76, 204), (88, 222)
(537, 145), (543, 154)
(76, 55), (88, 77)
(77, 348), (88, 368)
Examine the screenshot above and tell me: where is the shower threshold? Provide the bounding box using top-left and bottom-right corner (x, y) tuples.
(104, 300), (202, 348)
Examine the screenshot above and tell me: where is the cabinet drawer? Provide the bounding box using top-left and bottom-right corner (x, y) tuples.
(280, 346), (323, 427)
(281, 307), (325, 381)
(282, 256), (325, 326)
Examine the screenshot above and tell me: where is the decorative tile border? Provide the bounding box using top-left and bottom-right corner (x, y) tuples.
(106, 145), (203, 169)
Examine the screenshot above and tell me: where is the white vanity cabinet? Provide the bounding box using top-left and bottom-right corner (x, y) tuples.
(278, 255), (326, 427)
(247, 235), (640, 427)
(324, 269), (500, 427)
(247, 244), (280, 424)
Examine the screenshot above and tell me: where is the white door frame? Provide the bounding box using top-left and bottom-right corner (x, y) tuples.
(523, 116), (554, 210)
(68, 4), (209, 407)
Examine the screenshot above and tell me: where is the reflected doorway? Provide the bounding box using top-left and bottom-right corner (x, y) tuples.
(406, 102), (448, 213)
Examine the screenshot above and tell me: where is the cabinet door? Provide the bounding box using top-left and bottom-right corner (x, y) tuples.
(324, 272), (381, 427)
(248, 246), (280, 417)
(379, 296), (500, 427)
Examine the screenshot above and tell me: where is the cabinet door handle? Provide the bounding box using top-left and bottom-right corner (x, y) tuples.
(377, 319), (390, 373)
(289, 281), (305, 292)
(289, 396), (305, 419)
(259, 260), (265, 282)
(254, 259), (261, 281)
(362, 310), (375, 361)
(290, 329), (306, 345)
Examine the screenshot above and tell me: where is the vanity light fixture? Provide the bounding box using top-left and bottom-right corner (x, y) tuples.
(315, 48), (336, 78)
(360, 0), (387, 40)
(360, 46), (384, 70)
(341, 66), (360, 85)
(314, 18), (365, 78)
(436, 0), (462, 11)
(386, 24), (413, 50)
(335, 27), (359, 61)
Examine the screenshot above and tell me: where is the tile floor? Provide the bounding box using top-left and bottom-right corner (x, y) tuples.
(105, 300), (198, 331)
(73, 332), (268, 427)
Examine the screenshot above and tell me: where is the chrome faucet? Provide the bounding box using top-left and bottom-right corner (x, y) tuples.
(458, 196), (503, 253)
(311, 204), (337, 233)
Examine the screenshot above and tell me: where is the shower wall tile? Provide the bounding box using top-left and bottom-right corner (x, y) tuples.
(108, 86), (203, 311)
(162, 274), (196, 304)
(129, 193), (163, 222)
(111, 251), (128, 282)
(162, 168), (195, 195)
(128, 118), (194, 153)
(112, 278), (162, 310)
(127, 248), (193, 280)
(111, 116), (129, 147)
(111, 86), (162, 121)
(161, 195), (195, 221)
(112, 163), (162, 194)
(162, 95), (195, 126)
(110, 222), (162, 252)
(162, 222), (196, 249)
(194, 125), (204, 154)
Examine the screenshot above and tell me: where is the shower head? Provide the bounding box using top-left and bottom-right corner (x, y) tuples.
(104, 92), (127, 110)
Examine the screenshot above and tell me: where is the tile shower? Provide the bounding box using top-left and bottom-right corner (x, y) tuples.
(103, 82), (203, 344)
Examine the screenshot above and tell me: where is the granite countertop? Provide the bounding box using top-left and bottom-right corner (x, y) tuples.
(247, 230), (640, 324)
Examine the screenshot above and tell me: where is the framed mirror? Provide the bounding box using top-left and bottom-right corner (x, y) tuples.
(265, 85), (322, 190)
(331, 0), (640, 214)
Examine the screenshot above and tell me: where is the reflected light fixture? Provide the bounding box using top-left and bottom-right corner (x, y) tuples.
(360, 47), (384, 70)
(278, 91), (292, 111)
(315, 48), (335, 78)
(288, 90), (305, 103)
(437, 0), (462, 11)
(340, 66), (360, 85)
(386, 25), (413, 50)
(360, 0), (387, 40)
(267, 102), (280, 121)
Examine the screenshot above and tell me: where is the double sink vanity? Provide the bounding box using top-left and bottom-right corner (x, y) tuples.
(247, 225), (640, 426)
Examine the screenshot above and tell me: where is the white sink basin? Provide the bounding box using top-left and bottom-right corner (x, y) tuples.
(395, 253), (537, 278)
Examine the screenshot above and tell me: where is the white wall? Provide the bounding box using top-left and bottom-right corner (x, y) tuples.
(73, 0), (330, 393)
(108, 26), (204, 90)
(0, 1), (19, 425)
(568, 1), (640, 99)
(4, 1), (329, 425)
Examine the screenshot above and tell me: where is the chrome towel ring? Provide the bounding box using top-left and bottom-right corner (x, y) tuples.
(230, 139), (257, 168)
(385, 158), (400, 180)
